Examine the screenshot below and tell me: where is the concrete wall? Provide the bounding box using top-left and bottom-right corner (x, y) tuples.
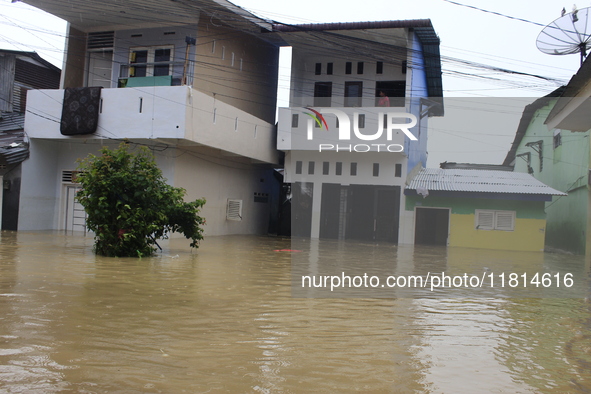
(61, 25), (86, 89)
(173, 151), (274, 236)
(288, 47), (408, 108)
(193, 21), (279, 124)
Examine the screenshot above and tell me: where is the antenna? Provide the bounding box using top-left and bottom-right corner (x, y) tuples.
(536, 6), (591, 66)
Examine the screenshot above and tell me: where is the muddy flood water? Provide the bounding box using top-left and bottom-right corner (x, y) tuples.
(1, 231), (591, 393)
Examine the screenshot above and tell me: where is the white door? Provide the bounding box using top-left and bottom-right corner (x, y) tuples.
(88, 51), (113, 88)
(65, 186), (87, 233)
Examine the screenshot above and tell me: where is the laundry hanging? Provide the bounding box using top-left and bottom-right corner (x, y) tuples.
(60, 87), (102, 135)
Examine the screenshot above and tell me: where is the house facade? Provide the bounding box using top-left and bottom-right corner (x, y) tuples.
(504, 79), (591, 254)
(405, 169), (566, 252)
(19, 0), (283, 235)
(0, 50), (60, 230)
(274, 20), (444, 242)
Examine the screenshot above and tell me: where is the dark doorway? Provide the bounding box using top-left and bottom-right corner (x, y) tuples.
(291, 182), (314, 237)
(414, 207), (449, 245)
(314, 82), (332, 107)
(375, 81), (406, 107)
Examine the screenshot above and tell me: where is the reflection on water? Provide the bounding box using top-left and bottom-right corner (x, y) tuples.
(0, 231), (590, 393)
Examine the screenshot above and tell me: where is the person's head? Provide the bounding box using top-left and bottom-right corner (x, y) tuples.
(379, 91), (386, 97)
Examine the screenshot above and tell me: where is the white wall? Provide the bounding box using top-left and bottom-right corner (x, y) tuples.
(173, 151), (274, 236)
(25, 87), (279, 164)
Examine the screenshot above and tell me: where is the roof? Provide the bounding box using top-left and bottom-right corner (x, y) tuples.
(0, 49), (60, 73)
(271, 19), (436, 33)
(0, 112), (25, 132)
(546, 55), (591, 124)
(502, 87), (565, 166)
(0, 114), (29, 166)
(440, 162), (514, 171)
(406, 168), (566, 196)
(271, 19), (444, 105)
(21, 0), (273, 34)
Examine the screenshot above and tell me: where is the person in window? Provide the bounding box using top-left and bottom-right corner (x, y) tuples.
(377, 90), (390, 107)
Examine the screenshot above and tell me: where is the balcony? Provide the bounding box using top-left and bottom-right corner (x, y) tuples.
(25, 86), (279, 164)
(117, 60), (195, 88)
(277, 106), (416, 152)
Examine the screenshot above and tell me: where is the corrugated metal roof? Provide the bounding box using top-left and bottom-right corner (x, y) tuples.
(0, 113), (24, 132)
(406, 168), (566, 196)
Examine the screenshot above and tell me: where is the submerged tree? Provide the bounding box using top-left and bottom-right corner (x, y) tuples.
(76, 143), (206, 257)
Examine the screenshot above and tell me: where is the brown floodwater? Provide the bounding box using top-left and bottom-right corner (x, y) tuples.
(0, 231), (590, 393)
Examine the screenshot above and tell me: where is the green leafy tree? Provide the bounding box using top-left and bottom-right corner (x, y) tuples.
(76, 143), (206, 257)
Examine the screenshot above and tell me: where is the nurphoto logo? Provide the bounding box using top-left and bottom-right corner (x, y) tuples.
(303, 107), (418, 153)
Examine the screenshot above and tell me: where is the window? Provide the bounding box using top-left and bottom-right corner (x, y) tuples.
(308, 161), (315, 175)
(345, 81), (362, 107)
(336, 162), (342, 176)
(357, 114), (365, 129)
(373, 163), (379, 177)
(376, 61), (383, 74)
(475, 210), (515, 231)
(327, 62), (333, 75)
(295, 161), (303, 174)
(323, 162), (329, 175)
(553, 130), (562, 149)
(345, 62), (352, 74)
(292, 114), (299, 128)
(315, 63), (322, 75)
(350, 162), (357, 176)
(395, 163), (402, 177)
(357, 62), (364, 74)
(129, 45), (174, 77)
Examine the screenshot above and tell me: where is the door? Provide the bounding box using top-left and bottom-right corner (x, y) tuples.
(374, 188), (399, 242)
(320, 183), (341, 239)
(65, 186), (87, 233)
(345, 185), (400, 242)
(88, 51), (113, 88)
(291, 182), (313, 237)
(414, 207), (449, 245)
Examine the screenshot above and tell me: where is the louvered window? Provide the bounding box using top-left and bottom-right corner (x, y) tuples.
(475, 210), (515, 231)
(62, 170), (82, 183)
(87, 31), (114, 50)
(226, 199), (243, 221)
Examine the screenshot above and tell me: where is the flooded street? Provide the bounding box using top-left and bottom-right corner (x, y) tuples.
(1, 232), (591, 393)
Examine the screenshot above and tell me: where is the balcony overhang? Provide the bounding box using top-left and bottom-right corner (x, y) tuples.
(25, 86), (280, 165)
(19, 0), (274, 33)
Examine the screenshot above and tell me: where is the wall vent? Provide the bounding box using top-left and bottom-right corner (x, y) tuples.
(62, 170), (81, 183)
(87, 31), (114, 50)
(226, 199), (243, 221)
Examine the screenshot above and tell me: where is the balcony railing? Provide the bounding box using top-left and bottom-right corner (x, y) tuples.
(118, 60), (195, 87)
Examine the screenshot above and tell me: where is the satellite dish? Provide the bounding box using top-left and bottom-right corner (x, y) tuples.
(536, 7), (591, 65)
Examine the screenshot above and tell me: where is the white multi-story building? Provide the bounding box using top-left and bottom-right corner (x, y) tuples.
(19, 0), (284, 235)
(274, 20), (444, 242)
